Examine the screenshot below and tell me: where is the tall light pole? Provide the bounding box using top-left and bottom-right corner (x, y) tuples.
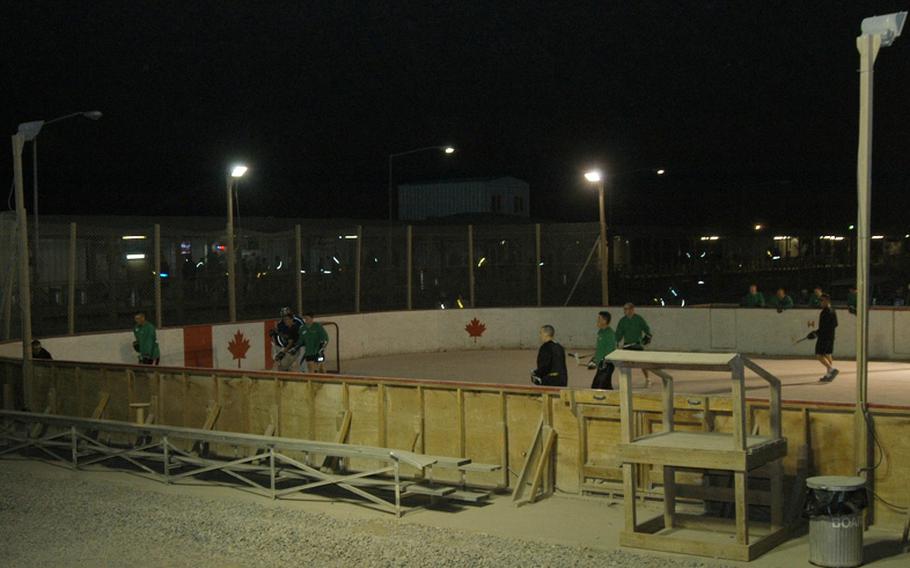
(226, 164), (248, 322)
(585, 170), (609, 306)
(18, 110), (102, 276)
(854, 11), (905, 481)
(11, 131), (33, 408)
(388, 145), (455, 221)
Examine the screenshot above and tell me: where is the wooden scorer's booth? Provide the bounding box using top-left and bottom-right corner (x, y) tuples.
(606, 350), (788, 562)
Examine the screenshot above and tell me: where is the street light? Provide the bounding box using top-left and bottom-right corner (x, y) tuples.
(584, 169), (609, 305)
(226, 163), (248, 322)
(17, 110), (102, 277)
(854, 11), (905, 479)
(388, 145), (455, 221)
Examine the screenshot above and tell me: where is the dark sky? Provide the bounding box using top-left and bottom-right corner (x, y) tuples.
(2, 1), (910, 231)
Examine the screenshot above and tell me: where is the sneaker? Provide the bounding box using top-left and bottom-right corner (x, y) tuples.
(828, 369), (839, 381)
(531, 375), (542, 386)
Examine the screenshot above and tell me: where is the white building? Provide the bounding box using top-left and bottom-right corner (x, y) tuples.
(398, 176), (530, 221)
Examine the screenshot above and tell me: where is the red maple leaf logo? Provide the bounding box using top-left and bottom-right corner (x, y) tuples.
(227, 330), (251, 368)
(465, 318), (486, 343)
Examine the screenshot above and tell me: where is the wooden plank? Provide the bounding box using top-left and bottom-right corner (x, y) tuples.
(91, 392), (110, 419)
(201, 402), (221, 430)
(769, 459), (784, 529)
(525, 426), (556, 504)
(499, 390), (508, 488)
(377, 383), (386, 447)
(675, 483), (772, 507)
(620, 531), (750, 562)
(619, 367), (634, 444)
(511, 416), (543, 502)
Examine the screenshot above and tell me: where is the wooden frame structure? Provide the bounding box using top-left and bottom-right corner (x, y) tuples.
(607, 351), (789, 562)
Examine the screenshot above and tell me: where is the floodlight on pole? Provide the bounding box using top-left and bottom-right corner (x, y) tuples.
(656, 169), (666, 175)
(226, 163), (249, 322)
(584, 169), (609, 305)
(853, 9), (906, 484)
(16, 110), (103, 282)
(584, 170), (603, 183)
(444, 146), (455, 154)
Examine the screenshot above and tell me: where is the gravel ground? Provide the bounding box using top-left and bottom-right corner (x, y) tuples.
(0, 465), (734, 568)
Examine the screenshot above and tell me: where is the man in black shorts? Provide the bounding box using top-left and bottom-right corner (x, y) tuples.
(816, 294), (839, 382)
(531, 325), (568, 387)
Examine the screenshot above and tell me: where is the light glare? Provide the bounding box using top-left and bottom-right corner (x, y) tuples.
(231, 165), (248, 178)
(584, 170), (602, 183)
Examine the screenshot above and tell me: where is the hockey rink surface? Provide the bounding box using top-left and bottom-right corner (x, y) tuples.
(344, 349), (910, 406)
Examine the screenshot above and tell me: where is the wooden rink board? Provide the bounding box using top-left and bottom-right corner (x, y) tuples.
(2, 357), (909, 530)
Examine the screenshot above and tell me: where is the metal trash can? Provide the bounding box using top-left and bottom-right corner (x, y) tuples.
(804, 476), (868, 567)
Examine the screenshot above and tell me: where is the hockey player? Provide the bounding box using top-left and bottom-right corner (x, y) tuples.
(589, 311), (616, 390)
(132, 312), (160, 365)
(531, 325), (568, 387)
(615, 303), (652, 385)
(269, 307), (305, 371)
(816, 294), (839, 382)
(301, 312), (330, 373)
(742, 284), (766, 308)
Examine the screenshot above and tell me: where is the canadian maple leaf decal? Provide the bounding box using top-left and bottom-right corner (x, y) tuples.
(465, 318), (486, 343)
(227, 330), (251, 368)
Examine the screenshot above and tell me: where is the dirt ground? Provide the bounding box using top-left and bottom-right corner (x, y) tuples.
(1, 459), (907, 567)
(343, 350), (910, 406)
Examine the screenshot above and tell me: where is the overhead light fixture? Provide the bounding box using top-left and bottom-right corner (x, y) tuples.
(773, 235), (791, 241)
(231, 165), (248, 178)
(121, 235), (146, 240)
(871, 235), (885, 240)
(126, 253), (146, 260)
(656, 169), (666, 175)
(699, 236), (720, 241)
(584, 170), (602, 183)
(477, 257), (487, 268)
(754, 224), (764, 231)
(444, 146), (455, 154)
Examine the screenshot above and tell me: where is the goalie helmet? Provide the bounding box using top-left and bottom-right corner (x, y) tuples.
(279, 306), (292, 318)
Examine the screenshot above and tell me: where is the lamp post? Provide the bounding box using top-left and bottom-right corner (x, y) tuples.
(388, 145), (455, 221)
(854, 11), (906, 481)
(17, 111), (102, 276)
(226, 164), (248, 322)
(584, 170), (609, 306)
(10, 131), (33, 408)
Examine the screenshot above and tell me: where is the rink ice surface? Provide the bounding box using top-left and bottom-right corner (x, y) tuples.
(343, 349), (910, 406)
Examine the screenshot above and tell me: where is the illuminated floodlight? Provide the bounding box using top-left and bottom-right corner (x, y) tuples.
(121, 235), (146, 240)
(231, 165), (248, 178)
(871, 235), (885, 240)
(444, 146), (455, 154)
(126, 253), (146, 260)
(754, 224), (764, 231)
(773, 235), (791, 241)
(699, 236), (720, 241)
(656, 169), (666, 175)
(584, 170), (602, 183)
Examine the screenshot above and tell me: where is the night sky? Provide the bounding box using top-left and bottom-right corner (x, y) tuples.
(2, 1), (910, 231)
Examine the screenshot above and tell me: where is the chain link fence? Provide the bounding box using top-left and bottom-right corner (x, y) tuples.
(2, 214), (908, 340)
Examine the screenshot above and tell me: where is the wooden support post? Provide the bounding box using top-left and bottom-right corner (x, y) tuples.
(663, 466), (676, 529)
(67, 222), (77, 335)
(0, 248), (14, 340)
(731, 357), (747, 450)
(467, 224), (475, 308)
(661, 374), (674, 433)
(456, 388), (465, 457)
(734, 471), (749, 545)
(377, 383), (387, 447)
(620, 366), (637, 530)
(354, 224), (362, 313)
(2, 383), (13, 410)
(91, 392), (110, 419)
(769, 459), (784, 529)
(535, 223), (542, 306)
(153, 224), (162, 328)
(499, 390), (509, 488)
(295, 224), (303, 316)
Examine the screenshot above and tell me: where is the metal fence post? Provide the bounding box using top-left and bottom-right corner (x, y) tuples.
(535, 223), (542, 307)
(154, 224), (162, 328)
(406, 225), (413, 310)
(354, 225), (362, 313)
(67, 222), (77, 334)
(468, 224), (475, 308)
(295, 225), (303, 316)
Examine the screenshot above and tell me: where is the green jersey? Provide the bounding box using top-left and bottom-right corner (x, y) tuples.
(593, 327), (616, 363)
(743, 292), (765, 308)
(808, 294), (822, 308)
(301, 322), (329, 356)
(615, 314), (651, 346)
(133, 322), (160, 360)
(772, 295), (794, 310)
